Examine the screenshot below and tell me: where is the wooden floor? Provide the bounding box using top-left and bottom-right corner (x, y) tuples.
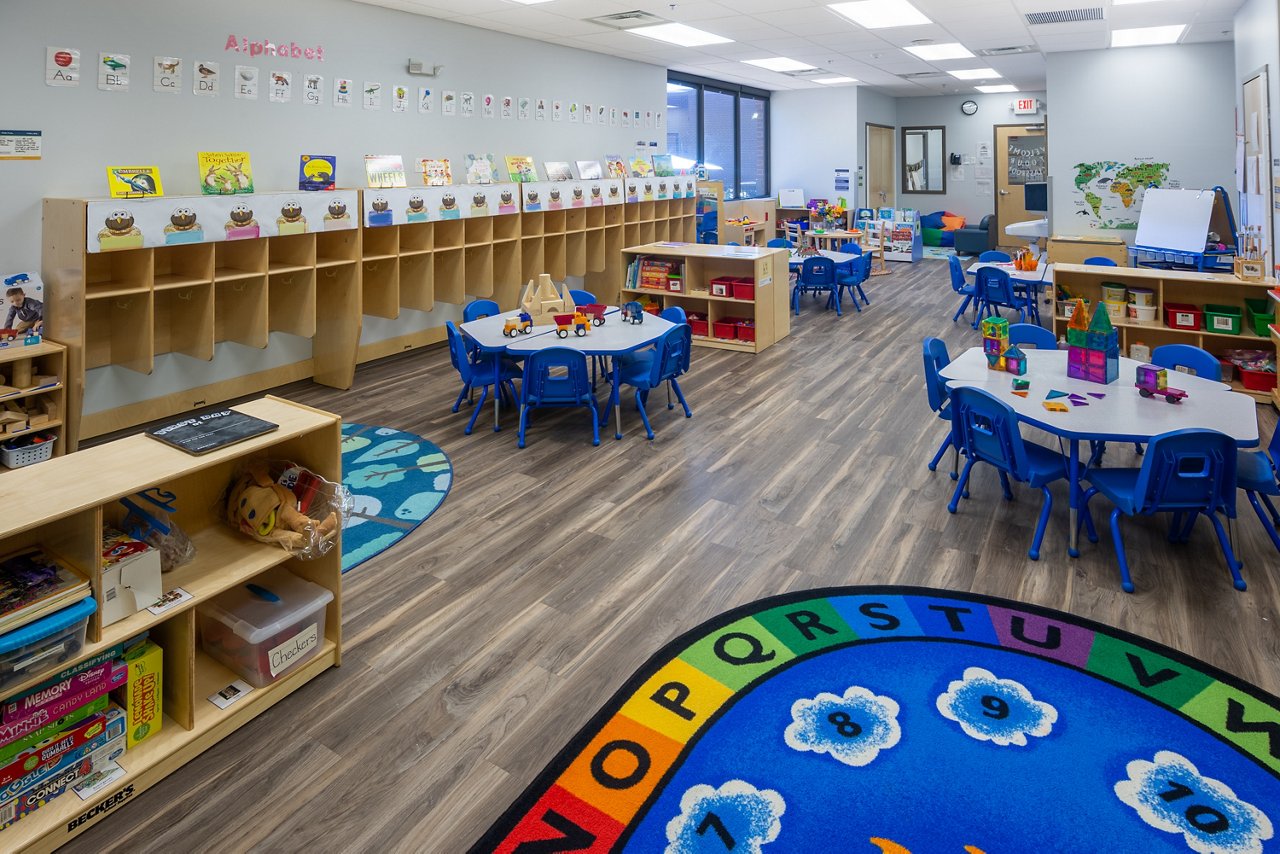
(70, 260), (1279, 853)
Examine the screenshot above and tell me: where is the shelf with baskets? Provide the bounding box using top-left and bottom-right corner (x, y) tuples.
(619, 244), (790, 354)
(1053, 264), (1278, 402)
(0, 340), (66, 473)
(0, 396), (342, 852)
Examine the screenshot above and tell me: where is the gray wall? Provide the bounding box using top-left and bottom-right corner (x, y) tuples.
(1234, 0), (1279, 258)
(857, 88), (898, 209)
(1046, 43), (1235, 241)
(1, 0), (665, 414)
(770, 88), (859, 207)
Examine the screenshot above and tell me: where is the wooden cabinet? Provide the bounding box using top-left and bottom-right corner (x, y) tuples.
(1053, 264), (1278, 402)
(1047, 235), (1127, 266)
(0, 340), (67, 468)
(0, 396), (341, 852)
(619, 243), (790, 354)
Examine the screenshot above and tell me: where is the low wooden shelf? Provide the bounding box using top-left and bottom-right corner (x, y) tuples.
(0, 339), (66, 471)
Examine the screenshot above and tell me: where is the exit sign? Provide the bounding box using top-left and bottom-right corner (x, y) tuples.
(1013, 98), (1039, 115)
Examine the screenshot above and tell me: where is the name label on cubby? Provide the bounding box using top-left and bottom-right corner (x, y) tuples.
(87, 190), (359, 253)
(361, 184), (521, 227)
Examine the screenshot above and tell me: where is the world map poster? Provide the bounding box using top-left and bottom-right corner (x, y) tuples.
(1071, 159), (1172, 230)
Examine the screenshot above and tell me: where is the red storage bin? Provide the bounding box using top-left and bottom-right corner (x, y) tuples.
(711, 319), (738, 340)
(687, 312), (708, 337)
(1239, 367), (1277, 392)
(1165, 302), (1202, 331)
(735, 320), (757, 342)
(731, 279), (756, 301)
(709, 277), (735, 297)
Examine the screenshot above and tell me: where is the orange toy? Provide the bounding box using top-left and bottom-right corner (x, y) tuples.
(225, 461), (337, 551)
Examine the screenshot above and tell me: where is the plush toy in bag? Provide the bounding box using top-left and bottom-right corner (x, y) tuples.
(224, 460), (348, 558)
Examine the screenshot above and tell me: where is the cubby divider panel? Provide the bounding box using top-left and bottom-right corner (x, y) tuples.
(214, 275), (269, 348)
(269, 269), (318, 337)
(362, 259), (400, 319)
(154, 282), (215, 360)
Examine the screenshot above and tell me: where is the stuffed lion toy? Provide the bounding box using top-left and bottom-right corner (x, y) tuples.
(226, 461), (338, 551)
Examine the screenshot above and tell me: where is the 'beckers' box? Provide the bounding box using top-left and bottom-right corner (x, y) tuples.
(196, 567), (333, 689)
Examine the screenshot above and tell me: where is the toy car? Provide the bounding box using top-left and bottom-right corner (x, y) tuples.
(503, 312), (533, 337)
(554, 312), (590, 338)
(1135, 364), (1188, 404)
(578, 303), (607, 327)
(621, 301), (645, 324)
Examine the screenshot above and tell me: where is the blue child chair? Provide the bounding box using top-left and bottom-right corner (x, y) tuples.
(445, 321), (521, 435)
(974, 266), (1029, 325)
(922, 338), (958, 479)
(1080, 429), (1242, 592)
(462, 299), (500, 322)
(837, 242), (864, 255)
(660, 306), (687, 324)
(1082, 256), (1118, 266)
(948, 255), (977, 323)
(797, 257), (840, 316)
(517, 347), (600, 448)
(766, 238), (793, 249)
(1238, 426), (1280, 553)
(1151, 344), (1221, 380)
(569, 289), (597, 305)
(618, 324), (693, 439)
(978, 250), (1012, 263)
(947, 386), (1090, 560)
(836, 254), (870, 312)
(1007, 322), (1057, 349)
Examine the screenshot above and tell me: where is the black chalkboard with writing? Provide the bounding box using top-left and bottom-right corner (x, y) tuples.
(145, 409), (278, 455)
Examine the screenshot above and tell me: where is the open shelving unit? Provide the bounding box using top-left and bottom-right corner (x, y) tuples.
(0, 340), (67, 470)
(0, 396), (341, 852)
(1053, 263), (1278, 402)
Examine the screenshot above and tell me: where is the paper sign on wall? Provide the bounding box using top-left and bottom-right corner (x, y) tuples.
(518, 97), (530, 120)
(98, 52), (129, 92)
(363, 81), (382, 109)
(153, 56), (181, 94)
(234, 65), (258, 100)
(501, 96), (513, 120)
(418, 87), (434, 113)
(0, 131), (42, 161)
(569, 102), (579, 123)
(392, 85), (408, 113)
(460, 91), (475, 118)
(442, 90), (456, 115)
(610, 107), (619, 127)
(46, 47), (79, 87)
(303, 74), (323, 106)
(535, 98), (546, 121)
(194, 60), (219, 96)
(269, 70), (292, 103)
(482, 94), (494, 119)
(584, 103), (594, 126)
(334, 77), (352, 107)
(552, 100), (563, 121)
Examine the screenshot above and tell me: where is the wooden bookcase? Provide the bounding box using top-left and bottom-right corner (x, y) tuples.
(1053, 264), (1278, 402)
(0, 396), (341, 852)
(618, 243), (790, 354)
(0, 340), (67, 469)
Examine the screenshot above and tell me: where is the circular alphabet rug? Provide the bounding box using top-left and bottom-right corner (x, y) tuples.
(473, 586), (1279, 853)
(339, 424), (452, 573)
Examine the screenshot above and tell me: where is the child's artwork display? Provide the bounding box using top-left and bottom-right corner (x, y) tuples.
(505, 156), (538, 183)
(543, 161), (573, 182)
(297, 155), (337, 192)
(364, 154), (406, 189)
(605, 155), (627, 179)
(106, 166), (164, 199)
(419, 158), (452, 186)
(465, 153), (501, 185)
(651, 154), (675, 178)
(197, 152), (254, 195)
(576, 161), (603, 180)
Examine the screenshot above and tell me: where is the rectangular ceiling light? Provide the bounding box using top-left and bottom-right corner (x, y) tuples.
(628, 23), (733, 47)
(948, 67), (1001, 80)
(743, 57), (817, 72)
(828, 0), (931, 28)
(976, 84), (1018, 93)
(904, 43), (975, 61)
(1111, 24), (1186, 46)
(815, 76), (858, 84)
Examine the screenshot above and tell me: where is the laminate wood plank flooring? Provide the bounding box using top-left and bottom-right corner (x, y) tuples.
(69, 259), (1279, 853)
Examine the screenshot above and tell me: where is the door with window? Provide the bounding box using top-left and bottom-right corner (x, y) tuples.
(865, 123), (894, 209)
(995, 123), (1047, 247)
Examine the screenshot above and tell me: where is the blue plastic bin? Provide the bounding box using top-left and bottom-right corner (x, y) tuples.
(0, 597), (97, 693)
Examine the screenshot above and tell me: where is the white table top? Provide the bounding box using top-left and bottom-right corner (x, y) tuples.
(789, 249), (861, 266)
(969, 261), (1055, 285)
(505, 310), (676, 356)
(939, 348), (1258, 444)
(461, 306), (619, 350)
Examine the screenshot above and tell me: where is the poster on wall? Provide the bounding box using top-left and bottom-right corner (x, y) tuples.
(621, 110), (631, 128)
(418, 87), (434, 113)
(268, 71), (292, 103)
(194, 61), (219, 96)
(98, 52), (129, 92)
(153, 57), (181, 94)
(1071, 158), (1172, 230)
(976, 141), (992, 161)
(535, 98), (546, 121)
(0, 131), (42, 161)
(568, 102), (579, 123)
(552, 100), (563, 121)
(460, 91), (475, 118)
(518, 97), (530, 120)
(597, 105), (606, 124)
(656, 111), (663, 128)
(234, 65), (258, 100)
(303, 74), (323, 106)
(583, 103), (593, 126)
(442, 90), (456, 115)
(392, 85), (408, 113)
(482, 94), (494, 119)
(645, 110), (653, 128)
(610, 107), (618, 127)
(363, 82), (382, 110)
(501, 96), (513, 120)
(334, 78), (353, 107)
(46, 47), (79, 86)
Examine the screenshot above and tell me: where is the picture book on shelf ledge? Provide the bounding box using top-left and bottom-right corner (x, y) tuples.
(298, 154), (337, 191)
(543, 161), (573, 182)
(0, 548), (90, 635)
(419, 158), (452, 186)
(651, 154), (675, 178)
(465, 153), (501, 185)
(505, 155), (538, 183)
(629, 155), (655, 178)
(106, 166), (164, 199)
(576, 160), (603, 180)
(198, 152), (254, 195)
(605, 155), (627, 179)
(364, 154), (406, 188)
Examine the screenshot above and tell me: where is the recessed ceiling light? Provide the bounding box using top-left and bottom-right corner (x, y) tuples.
(976, 84), (1018, 93)
(828, 0), (931, 28)
(742, 57), (817, 72)
(904, 43), (975, 61)
(948, 67), (1001, 80)
(628, 23), (733, 47)
(815, 76), (858, 85)
(1111, 24), (1186, 47)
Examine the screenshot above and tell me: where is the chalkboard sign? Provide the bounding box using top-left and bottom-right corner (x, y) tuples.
(1007, 135), (1047, 186)
(146, 409), (278, 455)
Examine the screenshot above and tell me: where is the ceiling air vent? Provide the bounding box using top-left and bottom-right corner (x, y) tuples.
(784, 68), (829, 78)
(978, 45), (1037, 56)
(899, 71), (946, 80)
(586, 11), (669, 29)
(1024, 7), (1104, 25)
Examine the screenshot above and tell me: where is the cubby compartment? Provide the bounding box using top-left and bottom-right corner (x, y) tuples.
(362, 259), (400, 319)
(269, 269), (317, 338)
(314, 263), (360, 389)
(435, 218), (465, 249)
(267, 233), (316, 274)
(566, 208), (587, 233)
(315, 229), (360, 267)
(464, 246), (495, 297)
(435, 248), (466, 304)
(399, 222), (433, 254)
(624, 224), (642, 249)
(86, 250), (151, 297)
(586, 207), (605, 230)
(543, 209), (567, 235)
(566, 231), (587, 278)
(361, 225), (399, 259)
(152, 244), (214, 291)
(493, 215), (521, 242)
(399, 253), (434, 312)
(655, 219), (671, 243)
(214, 275), (268, 347)
(586, 229), (607, 273)
(637, 201), (656, 222)
(544, 234), (568, 280)
(214, 239), (267, 281)
(654, 200), (670, 220)
(639, 221), (657, 245)
(153, 283), (214, 360)
(606, 205), (625, 227)
(520, 212), (544, 237)
(465, 217), (493, 247)
(493, 241), (523, 309)
(85, 291), (153, 372)
(625, 203), (642, 224)
(521, 237), (546, 283)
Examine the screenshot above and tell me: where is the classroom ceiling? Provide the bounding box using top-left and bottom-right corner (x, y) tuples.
(353, 0), (1243, 95)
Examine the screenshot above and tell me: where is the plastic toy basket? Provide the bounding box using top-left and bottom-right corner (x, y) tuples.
(1, 435), (55, 469)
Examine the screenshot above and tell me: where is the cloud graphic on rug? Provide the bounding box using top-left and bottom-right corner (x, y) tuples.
(1115, 750), (1274, 854)
(784, 686), (901, 767)
(935, 667), (1057, 747)
(664, 780), (784, 854)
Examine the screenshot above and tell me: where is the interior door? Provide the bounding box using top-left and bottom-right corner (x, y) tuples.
(865, 123), (895, 209)
(995, 122), (1047, 247)
(1242, 68), (1272, 267)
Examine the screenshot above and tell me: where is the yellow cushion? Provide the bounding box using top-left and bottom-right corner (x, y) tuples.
(941, 215), (966, 231)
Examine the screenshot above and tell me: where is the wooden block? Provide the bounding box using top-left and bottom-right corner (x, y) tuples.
(25, 413), (49, 428)
(10, 360), (31, 389)
(31, 375), (58, 388)
(40, 398), (59, 418)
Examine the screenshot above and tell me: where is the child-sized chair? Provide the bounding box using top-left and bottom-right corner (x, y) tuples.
(796, 256), (840, 316)
(1151, 344), (1222, 380)
(1082, 256), (1118, 266)
(1238, 426), (1280, 554)
(948, 255), (977, 323)
(618, 324), (693, 439)
(979, 250), (1012, 263)
(445, 321), (521, 435)
(1007, 323), (1057, 349)
(517, 347), (600, 448)
(569, 289), (596, 305)
(922, 338), (957, 479)
(462, 299), (500, 322)
(837, 254), (870, 312)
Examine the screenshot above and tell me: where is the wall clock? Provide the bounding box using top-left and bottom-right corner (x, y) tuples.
(961, 100), (978, 116)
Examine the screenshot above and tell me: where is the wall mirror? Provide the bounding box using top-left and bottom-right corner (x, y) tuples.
(902, 126), (946, 194)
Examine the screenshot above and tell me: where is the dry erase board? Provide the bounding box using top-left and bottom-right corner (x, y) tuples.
(1134, 188), (1215, 252)
(146, 409), (277, 455)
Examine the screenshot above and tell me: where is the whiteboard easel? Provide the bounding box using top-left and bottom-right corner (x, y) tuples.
(1133, 188), (1216, 253)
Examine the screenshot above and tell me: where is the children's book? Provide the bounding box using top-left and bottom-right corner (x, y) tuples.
(0, 548), (90, 635)
(297, 155), (336, 191)
(604, 155), (627, 179)
(364, 154), (406, 189)
(197, 152), (253, 195)
(105, 167), (163, 199)
(465, 153), (501, 185)
(505, 155), (538, 183)
(419, 158), (452, 186)
(630, 156), (655, 178)
(651, 154), (675, 178)
(576, 160), (603, 180)
(543, 161), (573, 182)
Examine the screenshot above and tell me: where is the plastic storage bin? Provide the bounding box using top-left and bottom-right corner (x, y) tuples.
(0, 435), (56, 470)
(1127, 287), (1155, 307)
(731, 279), (756, 301)
(1165, 302), (1202, 331)
(197, 567), (333, 689)
(1127, 304), (1157, 322)
(1244, 298), (1275, 337)
(1101, 283), (1127, 303)
(0, 597), (95, 693)
(686, 312), (708, 337)
(1202, 304), (1242, 335)
(1239, 367), (1277, 392)
(1102, 300), (1126, 322)
(735, 320), (756, 342)
(709, 277), (734, 297)
(711, 319), (737, 340)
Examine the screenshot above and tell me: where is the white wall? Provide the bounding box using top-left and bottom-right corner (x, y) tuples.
(1234, 0), (1280, 259)
(1046, 43), (1235, 241)
(770, 88), (859, 206)
(1, 0), (664, 414)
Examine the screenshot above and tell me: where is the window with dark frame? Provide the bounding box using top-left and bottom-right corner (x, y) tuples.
(667, 73), (771, 201)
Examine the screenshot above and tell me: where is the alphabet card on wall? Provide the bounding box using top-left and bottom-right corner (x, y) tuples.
(153, 57), (180, 94)
(303, 74), (322, 106)
(234, 65), (258, 100)
(46, 47), (80, 87)
(621, 110), (631, 128)
(418, 87), (434, 113)
(442, 90), (456, 115)
(518, 97), (530, 120)
(597, 105), (606, 124)
(535, 98), (546, 121)
(482, 94), (494, 119)
(363, 81), (382, 110)
(460, 91), (475, 118)
(193, 61), (219, 96)
(552, 100), (564, 121)
(502, 96), (513, 120)
(568, 102), (579, 123)
(99, 52), (129, 92)
(392, 85), (408, 113)
(269, 71), (291, 103)
(198, 152), (254, 195)
(583, 103), (594, 126)
(334, 78), (352, 107)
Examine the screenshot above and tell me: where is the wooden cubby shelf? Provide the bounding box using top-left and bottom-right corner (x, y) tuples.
(0, 339), (68, 471)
